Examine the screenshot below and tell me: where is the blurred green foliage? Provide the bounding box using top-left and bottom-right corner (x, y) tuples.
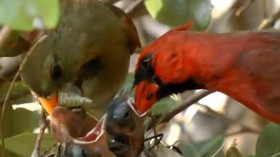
(179, 135), (224, 157)
(144, 0), (212, 30)
(255, 123), (280, 157)
(0, 0), (59, 30)
(3, 133), (55, 157)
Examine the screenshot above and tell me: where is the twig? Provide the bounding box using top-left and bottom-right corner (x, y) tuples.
(146, 90), (213, 130)
(211, 142), (226, 157)
(225, 127), (259, 137)
(160, 90), (214, 124)
(31, 108), (48, 157)
(235, 0), (255, 16)
(271, 152), (280, 157)
(0, 35), (47, 157)
(0, 27), (13, 49)
(101, 0), (120, 5)
(125, 0), (146, 17)
(0, 27), (31, 57)
(257, 9), (280, 30)
(196, 104), (260, 136)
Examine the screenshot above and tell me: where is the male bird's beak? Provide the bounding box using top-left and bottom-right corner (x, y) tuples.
(38, 92), (58, 114)
(134, 81), (159, 116)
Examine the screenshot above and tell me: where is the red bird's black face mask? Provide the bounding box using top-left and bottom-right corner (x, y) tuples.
(133, 22), (204, 115)
(133, 53), (159, 115)
(133, 50), (204, 115)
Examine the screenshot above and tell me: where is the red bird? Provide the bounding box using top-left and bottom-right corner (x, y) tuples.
(133, 22), (280, 124)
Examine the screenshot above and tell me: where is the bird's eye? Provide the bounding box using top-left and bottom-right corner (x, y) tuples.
(50, 63), (62, 80)
(81, 149), (88, 157)
(140, 55), (152, 71)
(146, 93), (154, 100)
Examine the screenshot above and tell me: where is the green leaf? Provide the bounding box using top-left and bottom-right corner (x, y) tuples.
(179, 136), (224, 157)
(151, 96), (177, 115)
(10, 108), (40, 135)
(1, 100), (17, 138)
(144, 0), (212, 30)
(3, 133), (55, 157)
(0, 0), (59, 30)
(226, 146), (242, 157)
(256, 123), (280, 157)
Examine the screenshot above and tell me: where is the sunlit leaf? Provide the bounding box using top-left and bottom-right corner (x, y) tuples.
(0, 0), (59, 30)
(255, 123), (280, 157)
(144, 0), (212, 30)
(2, 133), (55, 157)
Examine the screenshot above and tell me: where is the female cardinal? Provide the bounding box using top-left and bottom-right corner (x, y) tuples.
(133, 22), (280, 124)
(20, 0), (140, 116)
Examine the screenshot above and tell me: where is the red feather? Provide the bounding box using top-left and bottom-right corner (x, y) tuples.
(135, 24), (280, 123)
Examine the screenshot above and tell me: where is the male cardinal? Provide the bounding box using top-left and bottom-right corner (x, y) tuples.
(20, 0), (140, 115)
(133, 22), (280, 124)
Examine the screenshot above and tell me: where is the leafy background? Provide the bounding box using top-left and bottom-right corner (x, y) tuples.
(1, 0), (280, 156)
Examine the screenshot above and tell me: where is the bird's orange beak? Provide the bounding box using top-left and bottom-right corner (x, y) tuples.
(134, 81), (159, 116)
(38, 92), (58, 115)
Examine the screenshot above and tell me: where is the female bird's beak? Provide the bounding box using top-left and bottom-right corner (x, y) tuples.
(134, 81), (159, 116)
(38, 92), (58, 114)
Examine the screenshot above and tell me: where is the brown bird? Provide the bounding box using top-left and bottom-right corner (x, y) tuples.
(20, 0), (140, 117)
(60, 116), (117, 157)
(49, 106), (96, 143)
(49, 86), (144, 157)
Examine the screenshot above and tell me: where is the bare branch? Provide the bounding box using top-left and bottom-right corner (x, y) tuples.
(31, 108), (48, 157)
(225, 127), (259, 137)
(101, 0), (120, 5)
(146, 90), (214, 130)
(0, 27), (13, 49)
(160, 90), (214, 124)
(257, 9), (280, 30)
(235, 0), (255, 16)
(196, 104), (260, 136)
(0, 27), (31, 57)
(0, 55), (21, 82)
(126, 0), (147, 18)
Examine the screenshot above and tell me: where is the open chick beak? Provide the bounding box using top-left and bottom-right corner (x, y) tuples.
(38, 92), (58, 114)
(134, 81), (159, 116)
